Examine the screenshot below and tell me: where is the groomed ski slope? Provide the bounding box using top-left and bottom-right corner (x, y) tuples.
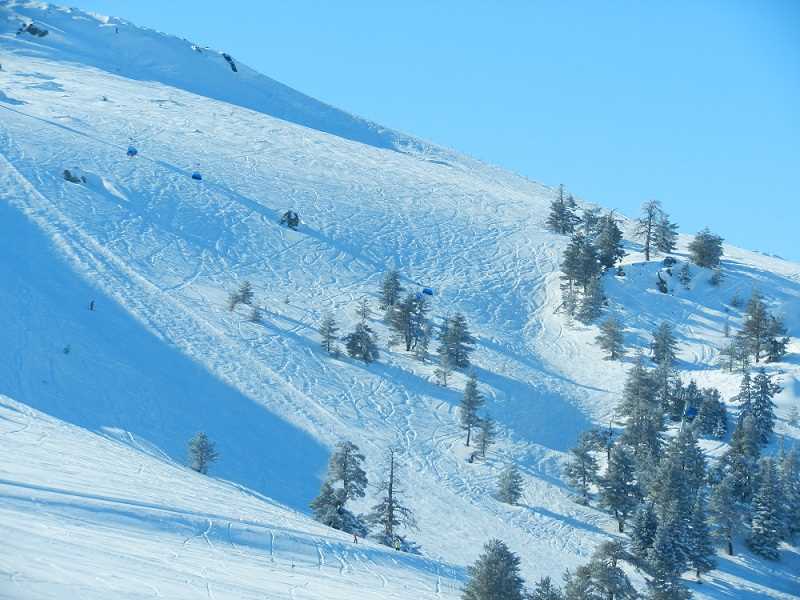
(1, 3), (799, 599)
(0, 395), (463, 599)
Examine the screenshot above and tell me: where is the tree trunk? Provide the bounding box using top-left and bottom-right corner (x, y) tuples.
(727, 539), (734, 556)
(465, 426), (471, 447)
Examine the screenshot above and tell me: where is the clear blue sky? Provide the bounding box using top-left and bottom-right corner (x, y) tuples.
(76, 1), (800, 260)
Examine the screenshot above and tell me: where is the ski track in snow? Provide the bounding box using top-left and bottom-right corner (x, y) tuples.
(0, 5), (799, 600)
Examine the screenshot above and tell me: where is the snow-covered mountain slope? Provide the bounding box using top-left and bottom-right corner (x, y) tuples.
(1, 2), (799, 599)
(0, 395), (462, 599)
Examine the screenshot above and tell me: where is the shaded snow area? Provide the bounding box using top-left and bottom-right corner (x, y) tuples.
(0, 2), (798, 599)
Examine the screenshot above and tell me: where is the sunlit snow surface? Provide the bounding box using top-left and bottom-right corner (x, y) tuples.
(0, 2), (798, 598)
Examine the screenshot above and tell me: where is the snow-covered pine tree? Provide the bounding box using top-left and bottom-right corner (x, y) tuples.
(747, 457), (782, 560)
(309, 440), (369, 535)
(736, 370), (754, 417)
(677, 262), (692, 289)
(344, 321), (379, 362)
(462, 539), (525, 600)
(460, 372), (485, 447)
(496, 464), (524, 505)
(599, 443), (640, 532)
(654, 212), (679, 254)
(596, 315), (624, 360)
(586, 541), (638, 600)
(720, 415), (760, 503)
(475, 416), (496, 460)
(356, 297), (371, 321)
(434, 349), (453, 387)
(766, 316), (789, 362)
(651, 322), (678, 366)
(646, 500), (692, 600)
(248, 305), (262, 323)
(687, 493), (715, 581)
(576, 275), (605, 324)
(380, 269), (403, 309)
(619, 358), (664, 462)
(227, 280), (254, 311)
(366, 449), (416, 548)
(438, 313), (476, 369)
(779, 446), (800, 541)
(750, 369), (781, 444)
(634, 200), (663, 261)
(414, 320), (432, 362)
(529, 576), (563, 600)
(580, 206), (603, 239)
(688, 227), (723, 268)
(739, 291), (770, 362)
(630, 501), (659, 558)
(546, 184), (580, 235)
(596, 211), (625, 270)
(188, 432), (218, 475)
(694, 388), (727, 439)
(563, 433), (599, 504)
(319, 313), (339, 354)
(708, 473), (738, 556)
(388, 292), (429, 352)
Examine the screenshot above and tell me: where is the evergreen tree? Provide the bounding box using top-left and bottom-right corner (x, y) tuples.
(309, 441), (369, 535)
(766, 316), (789, 362)
(580, 206), (603, 239)
(631, 502), (659, 558)
(576, 276), (605, 324)
(687, 494), (715, 581)
(228, 280), (255, 310)
(721, 415), (760, 503)
(694, 389), (727, 439)
(188, 432), (218, 475)
(652, 430), (706, 516)
(619, 358), (663, 461)
(561, 566), (595, 600)
(546, 184), (580, 235)
(750, 369), (781, 444)
(460, 373), (485, 447)
(599, 443), (640, 532)
(366, 449), (416, 548)
(652, 359), (680, 416)
(414, 320), (432, 362)
(319, 313), (339, 354)
(529, 576), (564, 600)
(563, 433), (599, 504)
(654, 212), (679, 254)
(356, 297), (372, 321)
(739, 291), (770, 362)
(651, 322), (678, 366)
(646, 501), (691, 600)
(735, 371), (754, 417)
(475, 416), (497, 460)
(708, 474), (738, 556)
(462, 539), (525, 600)
(779, 446), (800, 541)
(596, 316), (624, 360)
(587, 541), (638, 600)
(718, 338), (749, 373)
(747, 458), (782, 560)
(497, 464), (524, 505)
(677, 262), (692, 289)
(438, 313), (476, 369)
(380, 270), (403, 309)
(388, 292), (430, 352)
(434, 349), (454, 387)
(344, 322), (379, 362)
(596, 212), (625, 270)
(688, 228), (723, 268)
(635, 200), (662, 261)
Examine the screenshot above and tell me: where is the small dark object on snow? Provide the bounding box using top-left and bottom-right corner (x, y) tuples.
(656, 272), (668, 294)
(422, 287), (434, 296)
(63, 344), (71, 355)
(280, 210), (300, 230)
(662, 256), (677, 267)
(63, 169), (85, 184)
(222, 53), (238, 73)
(17, 23), (49, 37)
(89, 300), (95, 311)
(127, 146), (138, 157)
(191, 171), (203, 181)
(615, 265), (625, 277)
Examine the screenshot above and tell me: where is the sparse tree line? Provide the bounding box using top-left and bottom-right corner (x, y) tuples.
(557, 352), (797, 599)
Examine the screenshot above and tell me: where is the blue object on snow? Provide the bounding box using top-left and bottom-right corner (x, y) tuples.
(191, 172), (203, 181)
(126, 146), (138, 157)
(415, 292), (424, 300)
(422, 287), (434, 296)
(684, 406), (698, 419)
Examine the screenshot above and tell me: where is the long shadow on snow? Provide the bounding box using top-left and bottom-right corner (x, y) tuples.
(0, 203), (327, 509)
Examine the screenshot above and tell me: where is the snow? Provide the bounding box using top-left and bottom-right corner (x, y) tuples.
(0, 2), (798, 598)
